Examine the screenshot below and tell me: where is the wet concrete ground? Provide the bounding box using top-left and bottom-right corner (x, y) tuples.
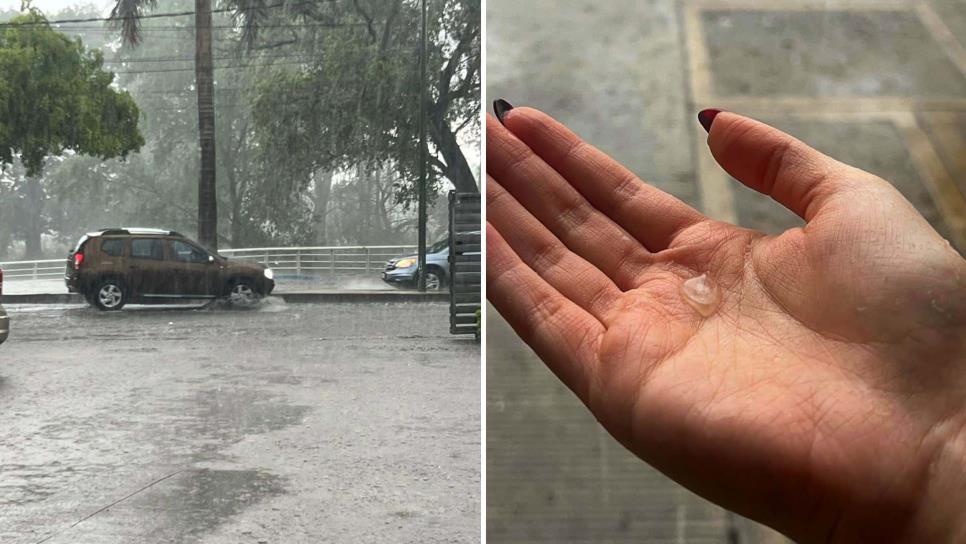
(1, 274), (401, 296)
(0, 301), (480, 543)
(488, 0), (965, 542)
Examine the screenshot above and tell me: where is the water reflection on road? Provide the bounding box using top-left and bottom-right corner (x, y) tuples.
(0, 302), (480, 543)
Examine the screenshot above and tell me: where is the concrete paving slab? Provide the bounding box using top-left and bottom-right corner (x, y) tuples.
(487, 0), (698, 205)
(702, 9), (966, 97)
(919, 111), (966, 202)
(732, 117), (952, 244)
(927, 0), (966, 49)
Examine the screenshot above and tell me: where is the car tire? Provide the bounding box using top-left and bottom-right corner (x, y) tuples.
(92, 278), (127, 311)
(226, 279), (261, 307)
(425, 269), (444, 291)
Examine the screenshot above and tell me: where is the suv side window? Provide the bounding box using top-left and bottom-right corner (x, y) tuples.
(100, 238), (125, 257)
(131, 238), (163, 260)
(171, 240), (209, 264)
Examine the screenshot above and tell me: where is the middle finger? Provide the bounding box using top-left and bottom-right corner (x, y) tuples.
(486, 114), (650, 290)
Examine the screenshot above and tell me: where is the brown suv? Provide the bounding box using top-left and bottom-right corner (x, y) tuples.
(66, 228), (275, 311)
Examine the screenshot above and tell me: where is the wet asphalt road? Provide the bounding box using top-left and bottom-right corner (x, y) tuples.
(0, 299), (480, 543)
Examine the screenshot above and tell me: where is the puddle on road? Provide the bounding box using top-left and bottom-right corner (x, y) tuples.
(59, 468), (286, 542)
(1, 387), (308, 511)
(0, 462), (64, 505)
(192, 388), (311, 440)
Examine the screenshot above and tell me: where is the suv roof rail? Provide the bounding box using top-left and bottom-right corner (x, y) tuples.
(91, 227), (179, 236)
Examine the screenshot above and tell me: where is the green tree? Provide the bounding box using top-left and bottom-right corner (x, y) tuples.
(249, 0), (480, 203)
(0, 12), (143, 257)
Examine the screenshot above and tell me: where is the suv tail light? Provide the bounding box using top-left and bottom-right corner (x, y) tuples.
(73, 253), (85, 270)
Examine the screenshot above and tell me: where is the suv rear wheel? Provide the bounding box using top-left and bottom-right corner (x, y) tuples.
(92, 279), (126, 311)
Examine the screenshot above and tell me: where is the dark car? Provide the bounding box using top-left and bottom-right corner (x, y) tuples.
(382, 238), (450, 290)
(66, 228), (275, 311)
(0, 266), (8, 344)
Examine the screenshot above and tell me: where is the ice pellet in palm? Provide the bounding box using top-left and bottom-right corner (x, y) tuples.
(681, 273), (720, 317)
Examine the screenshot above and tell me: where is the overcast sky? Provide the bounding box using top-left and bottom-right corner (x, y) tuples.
(0, 1), (113, 15)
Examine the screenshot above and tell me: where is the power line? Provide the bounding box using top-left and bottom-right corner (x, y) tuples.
(0, 0), (336, 28)
(102, 53), (314, 64)
(105, 46), (414, 73)
(102, 44), (411, 64)
(111, 59), (319, 74)
(131, 87), (248, 94)
(52, 21), (365, 32)
(138, 97), (317, 112)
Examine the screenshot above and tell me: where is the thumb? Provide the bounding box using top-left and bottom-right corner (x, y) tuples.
(701, 110), (855, 222)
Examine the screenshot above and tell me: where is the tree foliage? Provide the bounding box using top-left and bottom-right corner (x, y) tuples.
(0, 2), (475, 258)
(250, 0), (480, 204)
(0, 12), (144, 177)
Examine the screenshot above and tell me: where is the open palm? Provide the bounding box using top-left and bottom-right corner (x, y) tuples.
(486, 106), (966, 543)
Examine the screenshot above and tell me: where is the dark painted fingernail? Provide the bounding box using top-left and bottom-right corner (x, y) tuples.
(493, 99), (514, 124)
(698, 108), (722, 133)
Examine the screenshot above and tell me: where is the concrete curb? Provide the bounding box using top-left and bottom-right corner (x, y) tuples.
(0, 290), (450, 305)
(1, 294), (83, 304)
(278, 291), (449, 303)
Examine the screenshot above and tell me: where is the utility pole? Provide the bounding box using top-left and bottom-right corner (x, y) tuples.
(196, 0), (218, 251)
(416, 0), (428, 291)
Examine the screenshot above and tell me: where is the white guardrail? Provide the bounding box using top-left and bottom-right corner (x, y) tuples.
(0, 245), (418, 281)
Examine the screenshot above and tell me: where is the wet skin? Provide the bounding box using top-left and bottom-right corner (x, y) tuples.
(486, 107), (966, 543)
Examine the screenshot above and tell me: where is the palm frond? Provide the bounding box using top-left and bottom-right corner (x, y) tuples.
(226, 0), (269, 50)
(108, 0), (157, 46)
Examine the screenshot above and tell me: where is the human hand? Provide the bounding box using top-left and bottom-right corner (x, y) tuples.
(486, 104), (966, 543)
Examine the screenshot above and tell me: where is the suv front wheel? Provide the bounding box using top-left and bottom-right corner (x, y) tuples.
(226, 279), (261, 307)
(425, 269), (444, 291)
(92, 279), (127, 311)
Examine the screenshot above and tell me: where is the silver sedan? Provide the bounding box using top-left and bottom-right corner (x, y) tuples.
(0, 305), (7, 345)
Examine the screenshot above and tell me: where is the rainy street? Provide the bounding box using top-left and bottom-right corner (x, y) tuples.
(0, 300), (480, 543)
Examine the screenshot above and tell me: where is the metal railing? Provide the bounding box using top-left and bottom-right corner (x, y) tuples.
(0, 259), (63, 281)
(219, 245), (416, 277)
(0, 245), (417, 280)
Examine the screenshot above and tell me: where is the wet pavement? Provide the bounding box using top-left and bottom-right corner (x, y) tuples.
(1, 275), (401, 296)
(0, 301), (480, 543)
(487, 0), (966, 542)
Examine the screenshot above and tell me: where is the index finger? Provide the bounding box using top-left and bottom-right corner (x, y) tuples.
(500, 106), (706, 252)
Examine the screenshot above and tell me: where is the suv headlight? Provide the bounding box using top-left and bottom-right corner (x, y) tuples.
(264, 268), (274, 280)
(395, 258), (416, 269)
